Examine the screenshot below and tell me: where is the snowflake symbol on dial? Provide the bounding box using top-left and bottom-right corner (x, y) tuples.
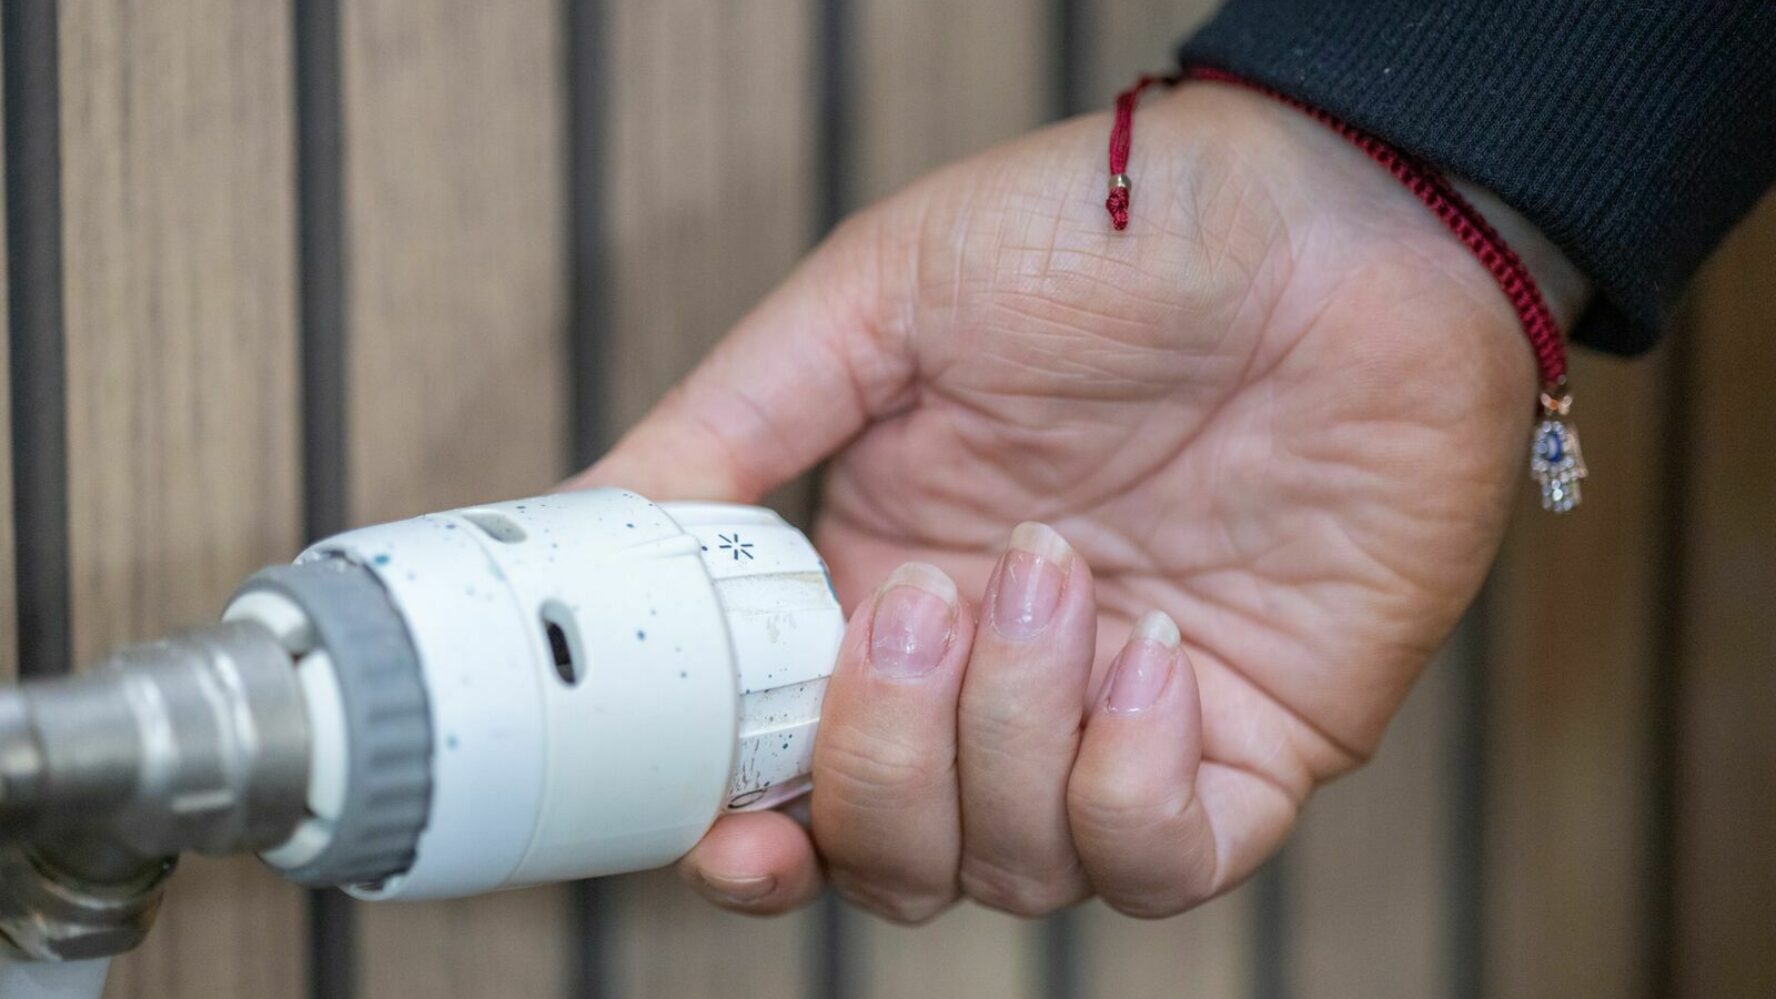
(717, 533), (755, 561)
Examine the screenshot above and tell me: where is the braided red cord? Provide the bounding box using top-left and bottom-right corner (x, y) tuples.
(1106, 74), (1179, 230)
(1106, 66), (1567, 386)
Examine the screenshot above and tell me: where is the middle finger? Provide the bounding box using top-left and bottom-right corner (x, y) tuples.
(957, 522), (1098, 915)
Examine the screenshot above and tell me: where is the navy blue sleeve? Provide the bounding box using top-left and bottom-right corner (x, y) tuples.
(1181, 0), (1776, 354)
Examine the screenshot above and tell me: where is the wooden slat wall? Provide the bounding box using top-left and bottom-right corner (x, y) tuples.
(0, 3), (1770, 999)
(598, 1), (820, 994)
(1679, 192), (1776, 998)
(338, 1), (571, 996)
(53, 3), (309, 996)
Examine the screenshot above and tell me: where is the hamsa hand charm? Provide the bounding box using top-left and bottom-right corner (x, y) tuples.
(1530, 416), (1586, 513)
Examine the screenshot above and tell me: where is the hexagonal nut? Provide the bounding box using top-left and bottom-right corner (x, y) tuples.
(0, 848), (169, 962)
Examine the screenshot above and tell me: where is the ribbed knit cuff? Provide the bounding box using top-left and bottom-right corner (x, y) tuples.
(1180, 0), (1776, 355)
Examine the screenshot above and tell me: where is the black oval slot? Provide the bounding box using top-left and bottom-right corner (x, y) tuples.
(546, 621), (575, 683)
(541, 601), (585, 685)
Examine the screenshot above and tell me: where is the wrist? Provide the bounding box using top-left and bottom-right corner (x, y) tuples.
(1153, 71), (1590, 508)
(1134, 77), (1579, 505)
(1447, 180), (1591, 332)
(1155, 72), (1588, 369)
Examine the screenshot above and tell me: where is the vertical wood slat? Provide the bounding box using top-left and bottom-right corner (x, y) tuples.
(1678, 192), (1776, 998)
(52, 2), (308, 996)
(338, 1), (570, 996)
(1484, 347), (1672, 999)
(597, 1), (821, 995)
(851, 0), (1050, 207)
(341, 0), (567, 522)
(1078, 0), (1218, 107)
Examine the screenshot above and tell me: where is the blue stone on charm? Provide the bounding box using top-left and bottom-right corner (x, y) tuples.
(1540, 427), (1564, 463)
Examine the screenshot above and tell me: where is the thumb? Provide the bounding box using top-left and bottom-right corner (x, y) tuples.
(569, 211), (915, 503)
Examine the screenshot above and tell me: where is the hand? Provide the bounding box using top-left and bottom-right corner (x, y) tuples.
(573, 82), (1581, 921)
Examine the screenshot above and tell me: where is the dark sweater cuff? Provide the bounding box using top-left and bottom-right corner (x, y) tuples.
(1179, 0), (1776, 355)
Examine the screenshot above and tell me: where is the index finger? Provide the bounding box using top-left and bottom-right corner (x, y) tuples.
(812, 562), (975, 924)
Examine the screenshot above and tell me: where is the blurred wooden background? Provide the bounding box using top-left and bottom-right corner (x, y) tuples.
(0, 1), (1770, 997)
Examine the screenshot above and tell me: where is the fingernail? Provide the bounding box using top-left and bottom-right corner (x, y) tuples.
(990, 522), (1071, 641)
(693, 871), (777, 906)
(869, 563), (959, 679)
(1105, 611), (1180, 714)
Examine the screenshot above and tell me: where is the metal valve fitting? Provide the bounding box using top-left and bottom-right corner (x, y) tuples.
(0, 620), (312, 961)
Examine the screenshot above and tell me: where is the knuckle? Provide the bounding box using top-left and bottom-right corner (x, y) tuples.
(1068, 773), (1188, 837)
(958, 692), (1025, 736)
(959, 856), (1084, 918)
(960, 696), (1079, 755)
(817, 728), (951, 812)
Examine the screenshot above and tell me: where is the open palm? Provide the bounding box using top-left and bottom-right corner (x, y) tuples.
(579, 83), (1559, 916)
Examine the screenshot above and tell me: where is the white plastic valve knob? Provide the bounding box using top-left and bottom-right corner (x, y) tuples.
(240, 489), (843, 901)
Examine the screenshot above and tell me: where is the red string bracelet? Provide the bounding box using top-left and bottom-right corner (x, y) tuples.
(1106, 67), (1586, 513)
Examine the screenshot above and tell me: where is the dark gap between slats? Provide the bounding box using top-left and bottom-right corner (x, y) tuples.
(1041, 910), (1082, 999)
(564, 0), (613, 995)
(298, 0), (347, 547)
(812, 891), (850, 999)
(3, 0), (70, 682)
(1250, 852), (1292, 999)
(809, 0), (854, 996)
(295, 0), (356, 995)
(815, 0), (850, 240)
(569, 878), (609, 999)
(1051, 0), (1085, 121)
(1041, 2), (1086, 997)
(565, 0), (609, 472)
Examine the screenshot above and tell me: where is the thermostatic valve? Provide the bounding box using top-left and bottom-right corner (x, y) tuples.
(1, 487), (844, 912)
(253, 488), (845, 901)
